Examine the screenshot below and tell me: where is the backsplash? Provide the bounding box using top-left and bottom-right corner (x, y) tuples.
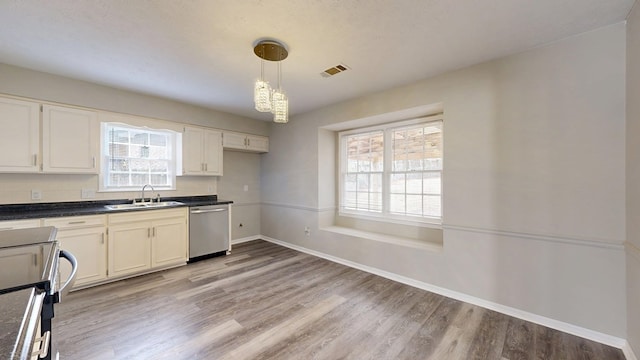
(0, 173), (217, 204)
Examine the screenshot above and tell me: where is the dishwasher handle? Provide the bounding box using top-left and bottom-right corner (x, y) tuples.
(190, 208), (227, 214)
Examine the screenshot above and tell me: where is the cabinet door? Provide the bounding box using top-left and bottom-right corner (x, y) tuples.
(203, 130), (223, 176)
(222, 131), (247, 150)
(151, 217), (187, 268)
(246, 135), (269, 153)
(108, 222), (152, 277)
(182, 126), (204, 175)
(42, 105), (99, 173)
(0, 97), (40, 173)
(57, 227), (107, 287)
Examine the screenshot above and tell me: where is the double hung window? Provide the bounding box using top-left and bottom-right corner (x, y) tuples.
(339, 117), (443, 224)
(100, 123), (178, 191)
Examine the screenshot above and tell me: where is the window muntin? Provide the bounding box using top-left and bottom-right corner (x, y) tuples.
(340, 118), (442, 224)
(101, 123), (177, 191)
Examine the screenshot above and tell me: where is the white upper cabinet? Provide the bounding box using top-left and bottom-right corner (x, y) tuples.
(222, 131), (269, 153)
(182, 126), (223, 176)
(42, 105), (99, 173)
(0, 97), (40, 172)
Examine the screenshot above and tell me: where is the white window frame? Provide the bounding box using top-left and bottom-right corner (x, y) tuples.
(99, 122), (178, 192)
(339, 116), (443, 227)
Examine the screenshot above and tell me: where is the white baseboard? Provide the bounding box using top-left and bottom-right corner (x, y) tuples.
(231, 235), (262, 245)
(259, 235), (631, 353)
(624, 342), (639, 360)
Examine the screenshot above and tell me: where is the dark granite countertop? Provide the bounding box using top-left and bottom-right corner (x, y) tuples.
(0, 196), (233, 221)
(0, 288), (43, 360)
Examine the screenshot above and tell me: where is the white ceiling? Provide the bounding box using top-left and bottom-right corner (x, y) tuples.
(0, 0), (635, 121)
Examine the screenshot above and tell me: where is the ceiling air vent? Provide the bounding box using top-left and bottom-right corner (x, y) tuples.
(321, 64), (349, 78)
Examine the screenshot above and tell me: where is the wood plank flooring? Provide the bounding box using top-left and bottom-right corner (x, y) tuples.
(54, 240), (626, 359)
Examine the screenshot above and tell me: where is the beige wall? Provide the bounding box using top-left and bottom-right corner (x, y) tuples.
(627, 1), (640, 355)
(262, 23), (627, 337)
(218, 151), (262, 240)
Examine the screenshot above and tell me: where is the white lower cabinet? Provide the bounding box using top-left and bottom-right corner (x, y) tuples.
(108, 208), (188, 278)
(151, 216), (188, 268)
(107, 221), (152, 278)
(43, 215), (107, 288)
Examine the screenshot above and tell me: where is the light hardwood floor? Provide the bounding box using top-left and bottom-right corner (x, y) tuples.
(55, 240), (625, 359)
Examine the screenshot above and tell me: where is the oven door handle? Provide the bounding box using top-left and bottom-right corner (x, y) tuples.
(57, 250), (78, 302)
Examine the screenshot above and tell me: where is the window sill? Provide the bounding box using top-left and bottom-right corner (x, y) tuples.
(338, 211), (442, 229)
(320, 226), (443, 252)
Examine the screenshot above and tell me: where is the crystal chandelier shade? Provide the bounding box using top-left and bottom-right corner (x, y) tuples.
(271, 90), (288, 123)
(254, 80), (272, 112)
(253, 39), (289, 123)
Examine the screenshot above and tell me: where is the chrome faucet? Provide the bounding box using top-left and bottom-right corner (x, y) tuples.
(140, 184), (155, 203)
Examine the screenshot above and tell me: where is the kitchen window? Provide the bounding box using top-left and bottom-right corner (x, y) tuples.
(100, 123), (178, 191)
(339, 117), (443, 225)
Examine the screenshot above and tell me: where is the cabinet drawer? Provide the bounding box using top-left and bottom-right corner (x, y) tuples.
(108, 208), (187, 225)
(0, 219), (41, 231)
(43, 214), (106, 229)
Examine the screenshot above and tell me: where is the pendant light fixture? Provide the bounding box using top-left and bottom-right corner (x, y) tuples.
(253, 39), (289, 123)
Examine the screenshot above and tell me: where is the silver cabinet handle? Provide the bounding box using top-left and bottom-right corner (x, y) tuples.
(92, 156), (96, 168)
(101, 233), (105, 244)
(33, 154), (38, 166)
(148, 228), (151, 238)
(68, 220), (86, 225)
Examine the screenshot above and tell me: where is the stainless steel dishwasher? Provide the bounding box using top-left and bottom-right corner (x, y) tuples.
(189, 204), (230, 262)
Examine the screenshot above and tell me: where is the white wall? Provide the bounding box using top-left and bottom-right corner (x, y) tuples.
(262, 23), (627, 338)
(627, 1), (640, 355)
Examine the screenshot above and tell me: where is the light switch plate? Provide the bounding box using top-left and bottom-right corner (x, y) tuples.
(243, 185), (249, 192)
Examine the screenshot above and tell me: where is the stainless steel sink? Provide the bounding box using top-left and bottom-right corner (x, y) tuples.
(104, 201), (184, 211)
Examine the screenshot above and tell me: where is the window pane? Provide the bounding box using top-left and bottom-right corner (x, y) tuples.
(424, 172), (441, 195)
(406, 172), (422, 194)
(131, 132), (148, 145)
(406, 195), (423, 216)
(151, 174), (168, 185)
(390, 194), (405, 214)
(344, 191), (357, 209)
(356, 174), (369, 191)
(340, 120), (442, 222)
(390, 173), (405, 193)
(150, 134), (167, 147)
(103, 123), (176, 190)
(345, 174), (357, 191)
(424, 195), (441, 217)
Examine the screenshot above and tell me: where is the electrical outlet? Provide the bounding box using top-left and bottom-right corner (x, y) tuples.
(31, 189), (42, 200)
(304, 226), (311, 237)
(243, 185), (249, 192)
(207, 185), (213, 193)
(81, 188), (96, 199)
